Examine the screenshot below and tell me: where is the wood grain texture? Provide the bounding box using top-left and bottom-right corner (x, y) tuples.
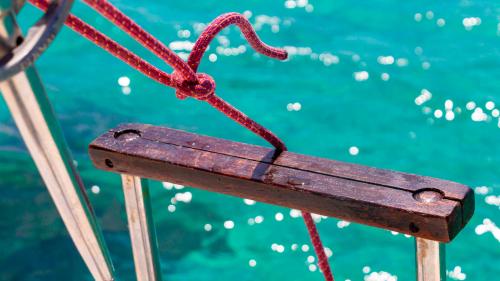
(89, 123), (474, 242)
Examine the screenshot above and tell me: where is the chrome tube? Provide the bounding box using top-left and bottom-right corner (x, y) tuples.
(415, 238), (446, 281)
(0, 12), (114, 281)
(121, 175), (162, 281)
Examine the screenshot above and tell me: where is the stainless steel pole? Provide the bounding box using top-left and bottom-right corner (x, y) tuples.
(0, 11), (114, 281)
(415, 238), (446, 281)
(121, 174), (162, 281)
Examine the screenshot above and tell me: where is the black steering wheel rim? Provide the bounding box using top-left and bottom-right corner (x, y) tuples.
(0, 0), (74, 80)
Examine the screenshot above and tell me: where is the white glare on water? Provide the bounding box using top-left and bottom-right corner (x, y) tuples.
(301, 244), (310, 252)
(243, 199), (256, 205)
(117, 76), (130, 87)
(415, 89), (432, 105)
(169, 40), (194, 51)
(175, 192), (192, 203)
(271, 243), (285, 253)
(174, 184), (184, 190)
(396, 58), (408, 67)
(177, 29), (191, 38)
(204, 224), (212, 231)
(224, 220), (235, 229)
(162, 182), (174, 190)
(377, 56), (394, 65)
(475, 186), (490, 195)
(463, 17), (481, 30)
(319, 52), (339, 65)
(208, 53), (217, 62)
(284, 0), (313, 12)
(445, 111), (455, 121)
(275, 212), (284, 221)
(287, 102), (302, 111)
(447, 266), (466, 281)
(471, 108), (488, 122)
(445, 100), (453, 110)
(91, 185), (100, 194)
(426, 11), (434, 20)
(475, 218), (500, 242)
(121, 86), (131, 95)
(324, 247), (333, 258)
(381, 73), (390, 81)
(466, 101), (476, 110)
(485, 195), (500, 207)
(337, 220), (351, 228)
(364, 271), (398, 281)
(485, 101), (495, 110)
(167, 204), (176, 212)
(254, 216), (264, 224)
(290, 209), (301, 218)
(354, 71), (369, 81)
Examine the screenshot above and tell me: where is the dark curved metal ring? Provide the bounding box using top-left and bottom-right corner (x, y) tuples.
(0, 0), (73, 80)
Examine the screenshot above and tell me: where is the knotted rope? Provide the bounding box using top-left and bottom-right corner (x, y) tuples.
(28, 0), (334, 279)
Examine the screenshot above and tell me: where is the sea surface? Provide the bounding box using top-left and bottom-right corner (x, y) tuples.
(0, 0), (499, 280)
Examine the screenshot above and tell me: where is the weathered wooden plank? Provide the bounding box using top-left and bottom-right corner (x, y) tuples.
(88, 123), (474, 242)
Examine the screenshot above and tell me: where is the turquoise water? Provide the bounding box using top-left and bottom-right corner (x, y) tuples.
(1, 0), (499, 280)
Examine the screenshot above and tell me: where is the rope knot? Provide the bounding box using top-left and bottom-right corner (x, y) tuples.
(173, 72), (216, 101)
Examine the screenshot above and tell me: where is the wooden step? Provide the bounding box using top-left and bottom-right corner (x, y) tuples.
(89, 123), (474, 242)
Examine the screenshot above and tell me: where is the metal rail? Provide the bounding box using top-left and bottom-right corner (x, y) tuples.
(121, 174), (162, 281)
(416, 238), (446, 281)
(89, 123), (475, 281)
(0, 11), (114, 281)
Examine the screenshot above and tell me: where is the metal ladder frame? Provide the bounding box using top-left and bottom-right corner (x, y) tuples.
(0, 10), (114, 281)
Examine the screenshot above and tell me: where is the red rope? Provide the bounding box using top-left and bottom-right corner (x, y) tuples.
(28, 0), (334, 279)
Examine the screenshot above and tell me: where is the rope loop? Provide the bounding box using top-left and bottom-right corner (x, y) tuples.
(174, 12), (287, 102)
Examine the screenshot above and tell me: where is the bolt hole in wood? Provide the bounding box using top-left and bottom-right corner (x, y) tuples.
(105, 159), (114, 168)
(410, 189), (443, 234)
(413, 188), (444, 203)
(16, 36), (23, 46)
(409, 222), (420, 233)
(113, 129), (142, 141)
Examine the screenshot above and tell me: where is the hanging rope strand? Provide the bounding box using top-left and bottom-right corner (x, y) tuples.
(82, 0), (198, 83)
(29, 0), (177, 87)
(27, 0), (333, 279)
